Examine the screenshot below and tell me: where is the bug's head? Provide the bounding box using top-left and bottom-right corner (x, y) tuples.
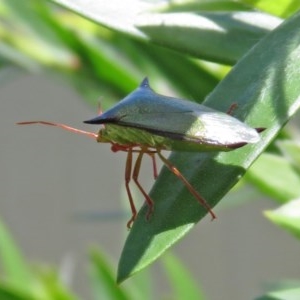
(92, 125), (113, 145)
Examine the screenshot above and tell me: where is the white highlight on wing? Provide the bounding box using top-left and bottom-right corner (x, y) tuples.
(192, 110), (260, 144)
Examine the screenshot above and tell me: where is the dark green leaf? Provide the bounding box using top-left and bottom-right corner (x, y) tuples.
(0, 283), (36, 300)
(118, 11), (300, 282)
(156, 0), (253, 13)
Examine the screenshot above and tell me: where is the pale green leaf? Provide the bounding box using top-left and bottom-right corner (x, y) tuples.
(162, 253), (206, 300)
(51, 0), (282, 64)
(277, 140), (300, 170)
(136, 11), (281, 64)
(265, 199), (300, 239)
(246, 153), (300, 203)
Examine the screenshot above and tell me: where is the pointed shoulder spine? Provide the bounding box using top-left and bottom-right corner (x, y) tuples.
(140, 77), (150, 89)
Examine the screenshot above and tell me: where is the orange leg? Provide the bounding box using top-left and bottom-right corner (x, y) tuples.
(17, 121), (98, 139)
(157, 151), (216, 220)
(226, 103), (238, 115)
(124, 148), (137, 229)
(148, 152), (158, 179)
(132, 151), (154, 221)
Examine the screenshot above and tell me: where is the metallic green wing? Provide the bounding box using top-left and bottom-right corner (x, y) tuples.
(84, 78), (260, 151)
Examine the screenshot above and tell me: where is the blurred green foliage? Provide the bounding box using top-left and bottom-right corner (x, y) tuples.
(1, 0), (300, 299)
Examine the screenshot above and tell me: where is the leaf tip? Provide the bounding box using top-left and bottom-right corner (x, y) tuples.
(116, 271), (128, 285)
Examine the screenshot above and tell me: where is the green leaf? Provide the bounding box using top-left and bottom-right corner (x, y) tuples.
(256, 286), (300, 300)
(136, 11), (282, 64)
(0, 220), (32, 292)
(33, 267), (78, 300)
(0, 42), (40, 71)
(76, 35), (140, 95)
(0, 221), (76, 300)
(89, 250), (130, 300)
(1, 0), (77, 69)
(245, 153), (300, 203)
(128, 40), (219, 99)
(51, 0), (152, 38)
(157, 0), (253, 13)
(51, 0), (281, 64)
(0, 283), (37, 300)
(242, 0), (300, 18)
(89, 248), (154, 300)
(277, 140), (300, 170)
(117, 11), (300, 282)
(162, 253), (206, 300)
(265, 199), (300, 239)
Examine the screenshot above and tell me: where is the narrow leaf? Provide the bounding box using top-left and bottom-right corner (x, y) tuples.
(118, 12), (300, 282)
(0, 283), (36, 300)
(51, 0), (282, 64)
(157, 0), (252, 13)
(242, 0), (300, 18)
(162, 253), (206, 300)
(265, 199), (300, 239)
(246, 153), (300, 203)
(2, 0), (77, 68)
(256, 286), (300, 300)
(277, 140), (300, 170)
(51, 0), (152, 38)
(89, 250), (130, 300)
(136, 11), (282, 64)
(0, 221), (32, 291)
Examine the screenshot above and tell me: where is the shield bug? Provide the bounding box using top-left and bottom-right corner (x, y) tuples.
(18, 78), (263, 228)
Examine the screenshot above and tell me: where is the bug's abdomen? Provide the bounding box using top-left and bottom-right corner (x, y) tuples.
(99, 124), (171, 149)
(99, 124), (248, 152)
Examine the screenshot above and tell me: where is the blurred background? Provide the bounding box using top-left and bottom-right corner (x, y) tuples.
(1, 1), (300, 300)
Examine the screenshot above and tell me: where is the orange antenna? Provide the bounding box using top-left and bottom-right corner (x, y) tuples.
(17, 121), (98, 139)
